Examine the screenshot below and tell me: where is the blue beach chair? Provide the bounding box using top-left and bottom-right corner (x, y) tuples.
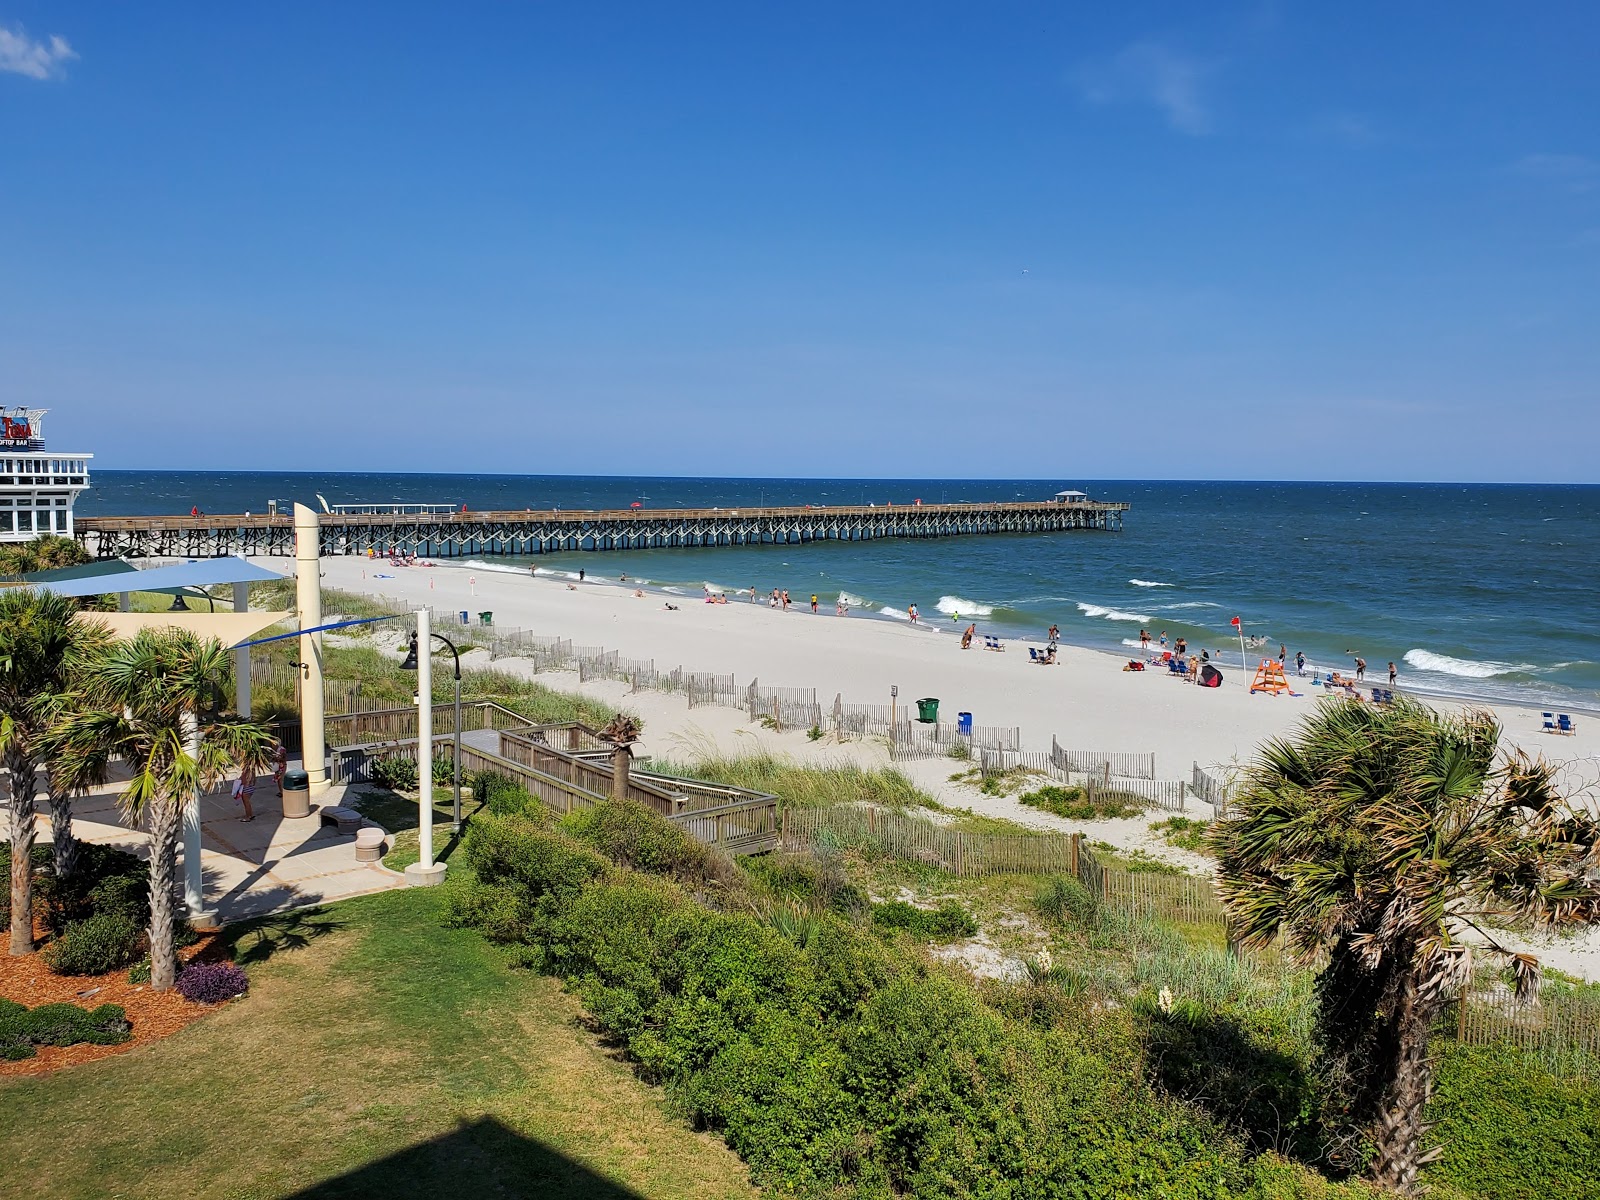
(1558, 714), (1577, 735)
(1543, 712), (1557, 732)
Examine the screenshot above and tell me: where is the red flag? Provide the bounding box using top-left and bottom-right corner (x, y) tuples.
(1230, 616), (1241, 628)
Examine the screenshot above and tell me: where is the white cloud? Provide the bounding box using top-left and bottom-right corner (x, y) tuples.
(0, 24), (77, 80)
(1074, 42), (1215, 135)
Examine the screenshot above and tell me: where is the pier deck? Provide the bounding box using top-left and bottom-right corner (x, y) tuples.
(76, 499), (1128, 559)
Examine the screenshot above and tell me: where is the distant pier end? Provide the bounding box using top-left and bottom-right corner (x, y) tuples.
(75, 499), (1129, 559)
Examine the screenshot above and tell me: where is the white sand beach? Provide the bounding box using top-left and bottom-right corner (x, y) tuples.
(315, 557), (1600, 789)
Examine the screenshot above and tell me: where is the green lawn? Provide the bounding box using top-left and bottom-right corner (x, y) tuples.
(0, 888), (759, 1200)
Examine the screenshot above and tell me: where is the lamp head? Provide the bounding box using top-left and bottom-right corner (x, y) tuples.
(399, 632), (418, 671)
(168, 593), (190, 612)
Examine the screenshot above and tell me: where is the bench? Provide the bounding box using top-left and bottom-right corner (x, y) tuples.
(320, 806), (365, 835)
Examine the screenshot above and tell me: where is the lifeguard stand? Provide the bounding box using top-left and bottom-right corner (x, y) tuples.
(1250, 660), (1292, 695)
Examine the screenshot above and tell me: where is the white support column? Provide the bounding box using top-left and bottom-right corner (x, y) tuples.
(232, 581), (251, 717)
(405, 606), (446, 886)
(294, 504), (328, 795)
(181, 711), (216, 928)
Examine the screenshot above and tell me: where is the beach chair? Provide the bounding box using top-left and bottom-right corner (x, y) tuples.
(1167, 658), (1186, 676)
(1028, 647), (1039, 663)
(1543, 712), (1557, 732)
(1558, 714), (1577, 735)
(985, 635), (1004, 652)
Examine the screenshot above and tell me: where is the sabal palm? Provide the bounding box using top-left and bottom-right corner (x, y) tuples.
(1212, 698), (1600, 1194)
(50, 628), (273, 990)
(0, 588), (111, 955)
(599, 714), (642, 800)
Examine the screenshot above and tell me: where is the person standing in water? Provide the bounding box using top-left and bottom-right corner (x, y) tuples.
(1295, 651), (1306, 676)
(1355, 656), (1367, 681)
(1388, 660), (1398, 686)
(811, 594), (818, 614)
(1047, 624), (1059, 647)
(908, 604), (918, 624)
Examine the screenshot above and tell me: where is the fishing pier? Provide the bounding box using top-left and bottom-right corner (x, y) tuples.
(75, 498), (1129, 560)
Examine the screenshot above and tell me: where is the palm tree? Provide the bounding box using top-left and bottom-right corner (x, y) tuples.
(51, 628), (273, 989)
(0, 534), (90, 579)
(0, 588), (111, 955)
(1212, 698), (1600, 1193)
(598, 713), (642, 800)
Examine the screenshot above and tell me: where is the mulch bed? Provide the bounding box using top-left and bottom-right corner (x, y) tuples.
(0, 931), (232, 1077)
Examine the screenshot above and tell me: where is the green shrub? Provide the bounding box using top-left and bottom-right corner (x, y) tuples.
(1035, 874), (1099, 927)
(41, 911), (144, 976)
(463, 813), (609, 899)
(465, 769), (538, 817)
(432, 755), (455, 787)
(870, 899), (978, 941)
(370, 755), (418, 792)
(1425, 1042), (1600, 1199)
(0, 1000), (131, 1060)
(1018, 783), (1146, 820)
(1152, 816), (1213, 854)
(561, 799), (710, 882)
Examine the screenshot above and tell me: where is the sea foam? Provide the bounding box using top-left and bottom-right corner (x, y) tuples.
(1403, 649), (1535, 679)
(1129, 579), (1174, 588)
(464, 558), (533, 577)
(936, 595), (995, 617)
(1078, 602), (1150, 623)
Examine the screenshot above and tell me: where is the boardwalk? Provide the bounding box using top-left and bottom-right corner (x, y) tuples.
(77, 499), (1129, 559)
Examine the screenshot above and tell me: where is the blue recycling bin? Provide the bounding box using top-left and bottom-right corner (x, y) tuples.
(459, 610), (470, 625)
(958, 712), (973, 736)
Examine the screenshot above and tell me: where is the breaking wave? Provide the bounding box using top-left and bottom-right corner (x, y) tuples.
(465, 559), (534, 577)
(935, 595), (995, 617)
(1078, 603), (1151, 623)
(1129, 579), (1174, 588)
(1403, 649), (1536, 679)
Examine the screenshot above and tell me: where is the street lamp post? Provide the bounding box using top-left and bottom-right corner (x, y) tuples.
(402, 623), (464, 834)
(399, 608), (447, 887)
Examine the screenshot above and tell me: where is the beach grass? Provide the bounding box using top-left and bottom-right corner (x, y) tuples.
(657, 748), (933, 810)
(0, 888), (758, 1200)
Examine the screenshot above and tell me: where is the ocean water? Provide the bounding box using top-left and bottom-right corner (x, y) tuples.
(79, 473), (1600, 711)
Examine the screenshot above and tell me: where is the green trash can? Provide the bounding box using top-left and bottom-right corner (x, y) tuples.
(915, 697), (940, 724)
(281, 768), (311, 819)
(478, 611), (493, 626)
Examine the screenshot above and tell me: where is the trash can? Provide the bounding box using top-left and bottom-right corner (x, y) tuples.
(459, 610), (470, 625)
(915, 697), (940, 724)
(281, 769), (311, 819)
(478, 611), (493, 626)
(957, 711), (973, 736)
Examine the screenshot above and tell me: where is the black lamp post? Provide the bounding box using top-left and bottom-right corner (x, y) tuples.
(400, 629), (464, 833)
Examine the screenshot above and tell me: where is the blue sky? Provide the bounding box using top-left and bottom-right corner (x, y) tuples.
(2, 4), (1596, 481)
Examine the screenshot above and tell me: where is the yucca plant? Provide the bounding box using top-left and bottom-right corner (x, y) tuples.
(48, 629), (274, 990)
(1212, 697), (1600, 1193)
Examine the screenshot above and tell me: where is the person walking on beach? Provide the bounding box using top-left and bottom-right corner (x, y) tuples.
(1278, 644), (1287, 667)
(782, 590), (791, 611)
(1355, 656), (1367, 681)
(962, 623), (975, 650)
(1047, 624), (1059, 647)
(578, 568), (584, 582)
(908, 604), (918, 624)
(811, 594), (818, 613)
(1295, 651), (1306, 677)
(1388, 661), (1397, 686)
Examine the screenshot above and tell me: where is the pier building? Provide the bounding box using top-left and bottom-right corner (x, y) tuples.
(0, 408), (93, 543)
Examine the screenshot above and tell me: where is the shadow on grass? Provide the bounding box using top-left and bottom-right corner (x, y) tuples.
(223, 906), (348, 967)
(285, 1115), (646, 1200)
(1142, 1006), (1325, 1164)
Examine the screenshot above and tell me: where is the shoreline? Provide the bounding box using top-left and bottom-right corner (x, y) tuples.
(307, 556), (1600, 788)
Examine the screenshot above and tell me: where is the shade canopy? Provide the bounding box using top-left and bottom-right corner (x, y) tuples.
(20, 559), (139, 584)
(74, 610), (293, 647)
(32, 556), (285, 599)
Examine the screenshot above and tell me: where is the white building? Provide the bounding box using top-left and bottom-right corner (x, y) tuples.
(0, 408), (93, 543)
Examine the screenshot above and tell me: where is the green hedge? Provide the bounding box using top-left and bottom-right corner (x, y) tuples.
(443, 808), (1373, 1198)
(1426, 1042), (1600, 1199)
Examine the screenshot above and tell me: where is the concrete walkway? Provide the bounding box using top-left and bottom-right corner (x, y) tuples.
(58, 778), (407, 923)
